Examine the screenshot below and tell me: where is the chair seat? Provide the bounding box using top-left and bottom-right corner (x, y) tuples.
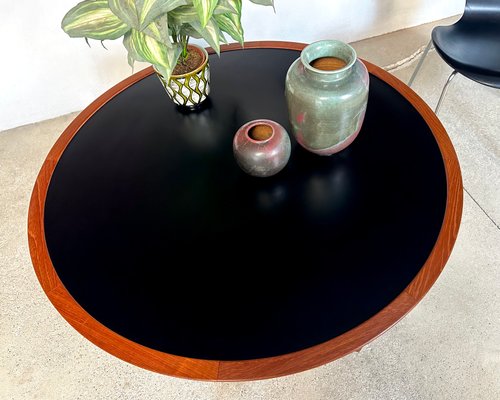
(432, 20), (500, 88)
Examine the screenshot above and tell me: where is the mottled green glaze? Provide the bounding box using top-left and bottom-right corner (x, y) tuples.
(285, 40), (369, 155)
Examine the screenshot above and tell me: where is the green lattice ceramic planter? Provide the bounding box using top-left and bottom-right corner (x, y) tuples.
(156, 44), (210, 110)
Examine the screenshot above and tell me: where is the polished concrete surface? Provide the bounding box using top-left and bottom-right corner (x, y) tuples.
(1, 18), (499, 399)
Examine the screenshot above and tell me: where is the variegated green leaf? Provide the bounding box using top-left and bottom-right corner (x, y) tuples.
(142, 14), (172, 44)
(168, 5), (200, 25)
(192, 0), (219, 27)
(127, 52), (135, 70)
(108, 0), (139, 28)
(123, 30), (147, 63)
(219, 31), (229, 44)
(164, 43), (183, 69)
(123, 29), (147, 64)
(137, 0), (188, 30)
(189, 17), (221, 54)
(214, 12), (243, 45)
(142, 18), (162, 42)
(123, 29), (182, 80)
(214, 0), (239, 15)
(62, 0), (129, 40)
(179, 23), (203, 39)
(248, 0), (274, 6)
(109, 0), (190, 31)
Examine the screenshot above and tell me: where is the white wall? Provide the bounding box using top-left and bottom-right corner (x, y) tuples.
(0, 0), (464, 132)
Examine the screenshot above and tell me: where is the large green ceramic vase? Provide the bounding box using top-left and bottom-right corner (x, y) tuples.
(285, 40), (369, 155)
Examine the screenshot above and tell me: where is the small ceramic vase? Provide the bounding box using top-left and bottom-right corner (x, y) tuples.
(233, 119), (291, 177)
(285, 40), (369, 155)
(156, 44), (210, 109)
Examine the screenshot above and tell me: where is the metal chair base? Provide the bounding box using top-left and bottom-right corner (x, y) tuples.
(435, 70), (458, 114)
(408, 40), (458, 114)
(408, 40), (434, 87)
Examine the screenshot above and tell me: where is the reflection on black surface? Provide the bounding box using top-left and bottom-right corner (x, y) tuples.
(44, 49), (447, 361)
(175, 98), (234, 151)
(255, 181), (288, 211)
(303, 164), (353, 221)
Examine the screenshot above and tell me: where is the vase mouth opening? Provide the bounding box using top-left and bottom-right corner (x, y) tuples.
(301, 40), (357, 76)
(247, 123), (274, 143)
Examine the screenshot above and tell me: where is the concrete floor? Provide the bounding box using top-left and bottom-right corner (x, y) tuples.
(1, 18), (499, 399)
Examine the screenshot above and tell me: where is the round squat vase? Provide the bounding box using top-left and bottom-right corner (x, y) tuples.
(233, 119), (291, 177)
(285, 40), (369, 155)
(156, 44), (210, 109)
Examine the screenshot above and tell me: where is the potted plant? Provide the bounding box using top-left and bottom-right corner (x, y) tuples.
(62, 0), (274, 109)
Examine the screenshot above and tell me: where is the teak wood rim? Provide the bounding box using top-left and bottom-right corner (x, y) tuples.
(28, 41), (463, 381)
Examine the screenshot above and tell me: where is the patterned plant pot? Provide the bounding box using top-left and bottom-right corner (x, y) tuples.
(156, 44), (210, 110)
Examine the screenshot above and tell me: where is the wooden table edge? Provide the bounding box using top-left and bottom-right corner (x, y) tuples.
(27, 41), (463, 381)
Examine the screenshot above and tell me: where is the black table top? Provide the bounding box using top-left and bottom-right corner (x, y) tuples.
(43, 47), (447, 363)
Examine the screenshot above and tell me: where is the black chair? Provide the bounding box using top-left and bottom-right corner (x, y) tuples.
(409, 0), (500, 113)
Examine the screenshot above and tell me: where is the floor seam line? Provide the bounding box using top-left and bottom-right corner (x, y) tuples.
(382, 45), (435, 73)
(463, 187), (500, 230)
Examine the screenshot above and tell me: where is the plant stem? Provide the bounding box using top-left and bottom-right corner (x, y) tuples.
(180, 35), (190, 62)
(171, 27), (179, 45)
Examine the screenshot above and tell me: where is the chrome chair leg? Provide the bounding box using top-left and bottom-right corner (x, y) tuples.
(435, 70), (458, 114)
(408, 40), (433, 87)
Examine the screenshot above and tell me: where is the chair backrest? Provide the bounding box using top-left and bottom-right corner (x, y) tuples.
(464, 0), (500, 19)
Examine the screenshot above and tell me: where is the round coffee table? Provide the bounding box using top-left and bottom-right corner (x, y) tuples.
(28, 42), (463, 381)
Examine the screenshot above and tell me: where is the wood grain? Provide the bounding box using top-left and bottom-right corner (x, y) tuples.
(28, 41), (463, 381)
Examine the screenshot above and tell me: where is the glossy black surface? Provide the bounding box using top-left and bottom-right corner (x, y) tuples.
(432, 0), (500, 88)
(45, 49), (447, 361)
